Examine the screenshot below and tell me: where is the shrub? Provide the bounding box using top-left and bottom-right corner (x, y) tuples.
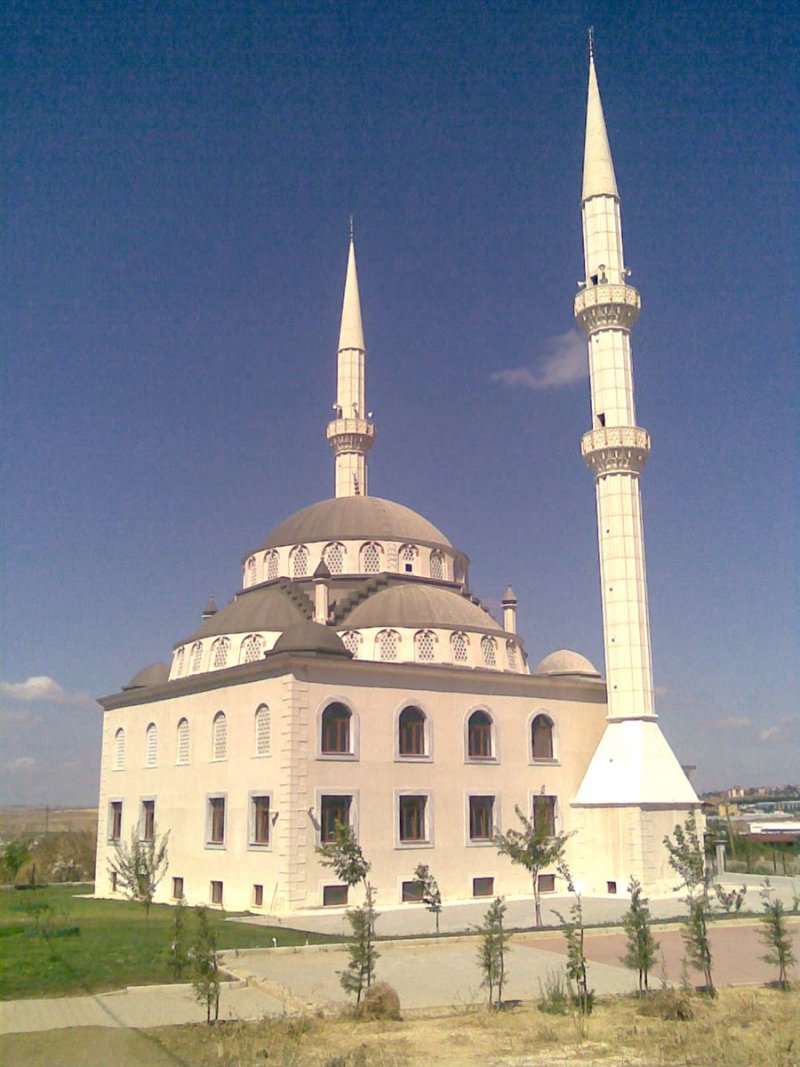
(357, 981), (401, 1020)
(537, 970), (570, 1015)
(636, 988), (695, 1021)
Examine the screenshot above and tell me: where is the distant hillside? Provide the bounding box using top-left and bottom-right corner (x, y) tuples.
(0, 807), (98, 835)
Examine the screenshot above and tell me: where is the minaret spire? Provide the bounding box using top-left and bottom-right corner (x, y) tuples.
(326, 226), (376, 497)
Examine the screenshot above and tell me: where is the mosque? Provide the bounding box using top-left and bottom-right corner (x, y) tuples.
(95, 47), (699, 914)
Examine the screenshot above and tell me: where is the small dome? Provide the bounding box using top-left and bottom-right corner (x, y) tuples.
(123, 663), (170, 690)
(344, 583), (504, 632)
(272, 622), (352, 658)
(181, 584), (310, 643)
(534, 649), (600, 678)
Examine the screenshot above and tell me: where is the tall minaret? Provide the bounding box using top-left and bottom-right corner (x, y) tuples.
(572, 37), (696, 882)
(326, 225), (376, 497)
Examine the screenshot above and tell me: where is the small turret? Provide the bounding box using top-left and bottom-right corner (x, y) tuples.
(202, 594), (218, 620)
(502, 583), (518, 634)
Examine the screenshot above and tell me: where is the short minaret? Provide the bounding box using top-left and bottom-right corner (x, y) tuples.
(572, 38), (696, 848)
(502, 584), (518, 634)
(326, 225), (376, 497)
(313, 560), (330, 624)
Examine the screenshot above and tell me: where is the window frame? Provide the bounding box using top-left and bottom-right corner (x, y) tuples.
(113, 726), (126, 770)
(144, 722), (158, 768)
(210, 880), (224, 906)
(176, 717), (190, 765)
(248, 791), (273, 850)
(395, 703), (431, 762)
(529, 711), (558, 764)
(139, 798), (156, 842)
(317, 792), (355, 845)
(211, 710), (228, 761)
(108, 799), (123, 842)
(467, 793), (497, 845)
(254, 704), (271, 757)
(318, 699), (358, 760)
(531, 792), (559, 838)
(465, 708), (497, 763)
(172, 876), (184, 900)
(395, 790), (433, 849)
(206, 793), (227, 849)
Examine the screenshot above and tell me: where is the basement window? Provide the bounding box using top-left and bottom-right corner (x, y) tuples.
(473, 877), (494, 897)
(323, 884), (348, 907)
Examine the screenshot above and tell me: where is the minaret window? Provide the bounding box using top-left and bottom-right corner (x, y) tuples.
(399, 544), (417, 573)
(176, 718), (190, 764)
(321, 702), (351, 754)
(451, 631), (469, 663)
(265, 551), (279, 581)
(145, 723), (158, 768)
(506, 641), (518, 671)
(531, 714), (555, 761)
(246, 556), (257, 587)
(324, 542), (345, 574)
(481, 636), (498, 668)
(361, 542), (382, 573)
(398, 706), (426, 757)
(113, 728), (126, 770)
(211, 637), (230, 670)
(342, 631), (361, 658)
(290, 545), (309, 578)
(467, 710), (493, 759)
(430, 551), (444, 580)
(212, 711), (227, 761)
(414, 630), (436, 662)
(255, 705), (271, 756)
(190, 641), (204, 673)
(240, 634), (266, 664)
(173, 647), (185, 678)
(377, 629), (399, 661)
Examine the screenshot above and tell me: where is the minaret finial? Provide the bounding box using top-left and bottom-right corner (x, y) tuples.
(349, 214), (354, 242)
(588, 26), (594, 62)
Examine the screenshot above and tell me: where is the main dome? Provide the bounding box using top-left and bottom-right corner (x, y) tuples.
(256, 496), (452, 552)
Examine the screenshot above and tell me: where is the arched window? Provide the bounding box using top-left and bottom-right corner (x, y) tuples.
(399, 544), (417, 573)
(468, 710), (493, 759)
(246, 556), (257, 587)
(399, 706), (426, 757)
(211, 637), (230, 670)
(506, 640), (518, 671)
(265, 551), (279, 581)
(177, 718), (190, 764)
(324, 542), (345, 574)
(212, 711), (227, 761)
(361, 542), (382, 573)
(414, 630), (437, 662)
(342, 631), (361, 658)
(255, 705), (270, 756)
(145, 722), (158, 767)
(531, 714), (555, 760)
(321, 702), (351, 754)
(114, 727), (126, 770)
(430, 550), (444, 580)
(481, 636), (497, 668)
(451, 631), (469, 664)
(190, 641), (204, 673)
(290, 545), (309, 578)
(173, 647), (185, 678)
(377, 629), (399, 661)
(240, 634), (266, 664)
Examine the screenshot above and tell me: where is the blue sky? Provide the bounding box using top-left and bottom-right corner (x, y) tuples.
(2, 1), (797, 805)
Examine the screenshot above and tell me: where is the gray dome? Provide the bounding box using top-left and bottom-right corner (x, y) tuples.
(123, 663), (170, 690)
(255, 497), (452, 552)
(272, 622), (351, 657)
(181, 584), (310, 643)
(534, 649), (600, 678)
(343, 584), (504, 632)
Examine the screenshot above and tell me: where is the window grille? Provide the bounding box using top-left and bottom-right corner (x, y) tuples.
(246, 556), (257, 586)
(212, 712), (227, 760)
(451, 632), (469, 663)
(325, 542), (344, 574)
(378, 629), (398, 661)
(506, 641), (518, 671)
(430, 551), (444, 580)
(342, 631), (361, 658)
(265, 551), (279, 580)
(211, 637), (230, 670)
(240, 634), (265, 664)
(174, 648), (185, 678)
(291, 545), (309, 578)
(415, 630), (436, 662)
(190, 641), (203, 673)
(399, 544), (416, 572)
(361, 542), (381, 573)
(255, 705), (270, 755)
(145, 723), (158, 767)
(114, 728), (126, 770)
(177, 718), (190, 764)
(481, 636), (497, 667)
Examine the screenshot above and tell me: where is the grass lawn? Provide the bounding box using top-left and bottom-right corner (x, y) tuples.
(0, 884), (341, 1000)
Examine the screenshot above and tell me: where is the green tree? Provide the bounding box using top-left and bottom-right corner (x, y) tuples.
(494, 805), (571, 927)
(620, 876), (659, 993)
(555, 863), (591, 1017)
(338, 890), (380, 1006)
(477, 897), (511, 1009)
(169, 897), (190, 979)
(412, 863), (442, 934)
(664, 812), (714, 995)
(316, 820), (371, 899)
(192, 906), (221, 1024)
(1, 838), (32, 884)
(107, 828), (169, 918)
(759, 881), (796, 990)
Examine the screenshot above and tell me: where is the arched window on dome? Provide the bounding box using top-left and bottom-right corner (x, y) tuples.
(451, 631), (469, 664)
(506, 640), (518, 672)
(290, 545), (309, 578)
(324, 542), (345, 574)
(321, 702), (351, 755)
(255, 705), (270, 756)
(211, 637), (230, 670)
(173, 647), (185, 678)
(113, 728), (126, 770)
(467, 710), (494, 760)
(399, 544), (417, 574)
(342, 631), (362, 659)
(531, 714), (555, 761)
(481, 636), (498, 668)
(398, 706), (426, 757)
(246, 556), (257, 587)
(429, 550), (444, 581)
(145, 723), (158, 768)
(377, 629), (399, 661)
(361, 542), (383, 574)
(190, 641), (204, 674)
(265, 550), (279, 581)
(414, 630), (437, 663)
(212, 711), (227, 761)
(176, 718), (190, 764)
(240, 634), (266, 664)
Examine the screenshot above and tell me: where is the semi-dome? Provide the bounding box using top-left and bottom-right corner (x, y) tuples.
(272, 621), (351, 657)
(257, 496), (452, 551)
(122, 663), (171, 690)
(534, 649), (600, 678)
(181, 584), (310, 643)
(343, 583), (504, 632)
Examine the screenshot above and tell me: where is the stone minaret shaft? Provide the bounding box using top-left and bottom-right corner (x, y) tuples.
(326, 232), (376, 497)
(576, 47), (655, 722)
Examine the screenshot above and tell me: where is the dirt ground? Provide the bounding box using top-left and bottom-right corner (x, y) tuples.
(0, 807), (97, 836)
(3, 987), (798, 1067)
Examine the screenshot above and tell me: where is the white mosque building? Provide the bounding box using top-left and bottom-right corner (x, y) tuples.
(95, 46), (699, 915)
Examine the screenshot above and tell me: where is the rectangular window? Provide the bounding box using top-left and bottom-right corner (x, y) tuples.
(538, 874), (556, 894)
(141, 799), (155, 842)
(172, 877), (184, 900)
(607, 881), (617, 895)
(208, 796), (226, 845)
(210, 880), (223, 905)
(399, 795), (427, 843)
(323, 884), (348, 906)
(473, 876), (494, 897)
(253, 884), (264, 907)
(251, 795), (271, 845)
(401, 880), (424, 902)
(110, 871), (118, 892)
(109, 801), (123, 841)
(320, 795), (352, 843)
(469, 796), (495, 842)
(533, 795), (557, 838)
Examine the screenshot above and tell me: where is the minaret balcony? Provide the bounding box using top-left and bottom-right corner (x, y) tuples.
(581, 425), (650, 476)
(574, 283), (641, 333)
(327, 417), (376, 455)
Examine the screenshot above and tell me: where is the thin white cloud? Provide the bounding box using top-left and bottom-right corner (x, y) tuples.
(0, 676), (92, 707)
(714, 716), (751, 731)
(491, 328), (587, 391)
(0, 708), (41, 728)
(758, 726), (781, 743)
(6, 756), (37, 771)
